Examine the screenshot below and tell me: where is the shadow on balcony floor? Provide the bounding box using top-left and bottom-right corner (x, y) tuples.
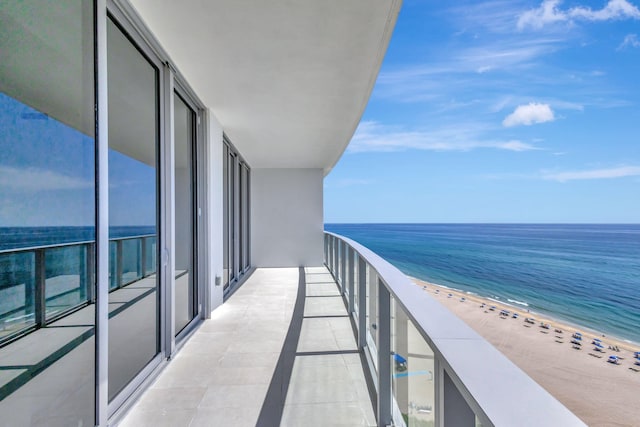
(118, 267), (376, 427)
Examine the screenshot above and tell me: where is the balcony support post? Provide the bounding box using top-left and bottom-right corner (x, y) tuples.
(443, 369), (475, 426)
(377, 277), (392, 427)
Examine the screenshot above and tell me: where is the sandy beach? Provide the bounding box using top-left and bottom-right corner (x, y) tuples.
(411, 277), (640, 427)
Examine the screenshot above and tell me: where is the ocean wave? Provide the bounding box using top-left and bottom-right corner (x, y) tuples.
(507, 298), (529, 307)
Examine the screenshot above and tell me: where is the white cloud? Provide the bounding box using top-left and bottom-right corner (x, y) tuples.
(503, 103), (555, 127)
(618, 33), (640, 49)
(518, 0), (568, 29)
(518, 0), (640, 30)
(348, 121), (537, 153)
(542, 166), (640, 181)
(571, 0), (640, 21)
(0, 165), (92, 192)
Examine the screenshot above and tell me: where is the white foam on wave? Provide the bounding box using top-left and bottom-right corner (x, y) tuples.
(507, 298), (529, 307)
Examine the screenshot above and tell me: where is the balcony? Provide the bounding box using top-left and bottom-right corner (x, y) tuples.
(117, 233), (585, 427)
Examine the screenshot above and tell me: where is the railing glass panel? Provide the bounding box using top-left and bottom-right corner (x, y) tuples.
(366, 265), (379, 371)
(144, 236), (157, 276)
(391, 296), (435, 427)
(109, 241), (119, 290)
(121, 238), (143, 286)
(353, 252), (359, 315)
(44, 244), (89, 320)
(0, 252), (36, 341)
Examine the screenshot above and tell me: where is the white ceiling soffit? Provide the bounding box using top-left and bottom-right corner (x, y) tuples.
(128, 0), (401, 174)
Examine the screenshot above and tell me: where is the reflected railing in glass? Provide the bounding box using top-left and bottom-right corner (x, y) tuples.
(0, 234), (155, 345)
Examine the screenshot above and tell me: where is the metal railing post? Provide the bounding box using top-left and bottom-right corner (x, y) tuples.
(358, 257), (367, 349)
(34, 249), (46, 327)
(377, 277), (392, 426)
(347, 246), (355, 313)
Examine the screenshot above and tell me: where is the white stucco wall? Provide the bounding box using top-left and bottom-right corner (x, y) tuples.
(251, 168), (324, 267)
(207, 109), (224, 313)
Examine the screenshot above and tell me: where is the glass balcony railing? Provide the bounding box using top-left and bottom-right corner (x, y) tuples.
(0, 234), (156, 345)
(324, 232), (586, 427)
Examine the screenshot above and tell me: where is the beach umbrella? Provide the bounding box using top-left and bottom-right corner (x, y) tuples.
(594, 342), (604, 348)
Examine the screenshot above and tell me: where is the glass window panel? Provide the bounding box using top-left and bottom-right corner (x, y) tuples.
(107, 17), (160, 401)
(174, 93), (196, 335)
(0, 1), (96, 424)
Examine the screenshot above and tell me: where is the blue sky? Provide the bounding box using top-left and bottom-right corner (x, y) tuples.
(324, 0), (640, 223)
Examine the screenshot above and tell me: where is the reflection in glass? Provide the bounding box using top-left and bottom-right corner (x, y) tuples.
(0, 252), (36, 340)
(0, 1), (95, 424)
(45, 244), (90, 320)
(392, 298), (435, 426)
(121, 238), (143, 285)
(174, 93), (197, 334)
(107, 17), (160, 401)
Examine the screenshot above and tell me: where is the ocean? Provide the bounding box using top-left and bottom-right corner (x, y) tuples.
(0, 226), (156, 251)
(324, 223), (640, 344)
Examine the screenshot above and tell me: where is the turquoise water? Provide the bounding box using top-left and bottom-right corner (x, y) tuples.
(325, 224), (640, 344)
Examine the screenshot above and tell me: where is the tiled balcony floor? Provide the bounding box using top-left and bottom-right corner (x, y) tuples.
(118, 267), (376, 427)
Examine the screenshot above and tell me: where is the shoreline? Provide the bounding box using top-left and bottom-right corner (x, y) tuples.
(410, 276), (640, 350)
(410, 276), (640, 426)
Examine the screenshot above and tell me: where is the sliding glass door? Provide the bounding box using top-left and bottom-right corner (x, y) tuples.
(0, 2), (96, 425)
(223, 140), (250, 293)
(174, 92), (198, 335)
(106, 15), (161, 402)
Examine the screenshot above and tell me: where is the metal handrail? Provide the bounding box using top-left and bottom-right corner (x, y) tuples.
(324, 231), (585, 427)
